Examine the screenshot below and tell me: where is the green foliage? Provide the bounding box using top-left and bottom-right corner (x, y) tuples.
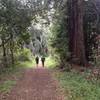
(83, 0), (100, 62)
(0, 80), (16, 93)
(0, 60), (35, 94)
(50, 14), (70, 67)
(18, 61), (35, 69)
(17, 48), (32, 61)
(0, 0), (33, 67)
(45, 56), (58, 68)
(29, 24), (48, 57)
(54, 70), (100, 100)
(96, 58), (100, 67)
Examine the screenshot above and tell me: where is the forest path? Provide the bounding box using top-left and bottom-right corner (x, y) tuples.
(3, 67), (64, 100)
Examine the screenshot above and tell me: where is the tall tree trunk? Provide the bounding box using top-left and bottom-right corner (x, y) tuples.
(10, 42), (14, 65)
(69, 0), (87, 66)
(2, 40), (8, 67)
(10, 34), (14, 65)
(68, 0), (75, 57)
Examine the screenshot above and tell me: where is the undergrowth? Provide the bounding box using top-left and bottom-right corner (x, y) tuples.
(54, 70), (100, 100)
(0, 60), (35, 93)
(0, 80), (16, 93)
(45, 56), (58, 68)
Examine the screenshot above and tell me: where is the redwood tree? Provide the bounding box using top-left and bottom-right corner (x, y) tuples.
(69, 0), (87, 65)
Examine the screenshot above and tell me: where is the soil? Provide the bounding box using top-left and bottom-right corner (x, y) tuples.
(0, 68), (64, 100)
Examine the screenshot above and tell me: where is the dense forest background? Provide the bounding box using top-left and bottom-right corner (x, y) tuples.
(0, 0), (100, 100)
(0, 0), (100, 70)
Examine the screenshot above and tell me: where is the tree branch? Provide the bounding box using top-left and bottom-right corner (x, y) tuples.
(0, 37), (11, 47)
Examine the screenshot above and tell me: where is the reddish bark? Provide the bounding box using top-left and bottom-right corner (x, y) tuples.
(69, 0), (87, 66)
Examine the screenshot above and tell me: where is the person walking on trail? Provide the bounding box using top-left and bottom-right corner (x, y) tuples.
(35, 56), (39, 67)
(41, 57), (45, 67)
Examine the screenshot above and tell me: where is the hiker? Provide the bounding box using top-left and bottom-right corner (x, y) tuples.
(35, 56), (39, 67)
(41, 57), (45, 67)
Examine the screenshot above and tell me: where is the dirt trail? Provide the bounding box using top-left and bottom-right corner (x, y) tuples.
(2, 68), (64, 100)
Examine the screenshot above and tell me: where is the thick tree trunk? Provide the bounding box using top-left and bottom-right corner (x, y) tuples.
(68, 0), (75, 57)
(69, 0), (87, 66)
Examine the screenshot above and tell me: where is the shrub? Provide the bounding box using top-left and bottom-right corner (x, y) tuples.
(17, 48), (32, 62)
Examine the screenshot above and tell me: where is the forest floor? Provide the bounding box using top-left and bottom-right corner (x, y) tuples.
(0, 67), (64, 100)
